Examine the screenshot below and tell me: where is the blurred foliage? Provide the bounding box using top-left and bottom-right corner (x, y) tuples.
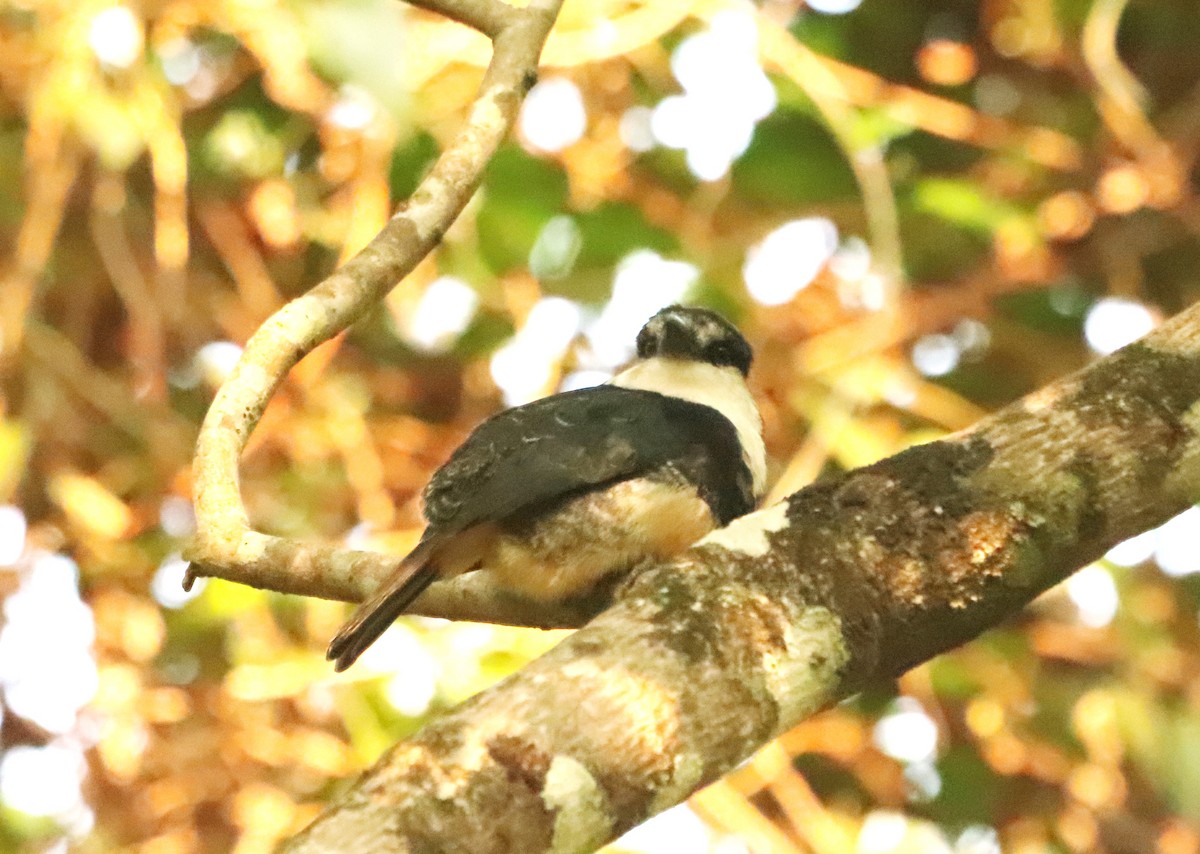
(2, 0), (1200, 852)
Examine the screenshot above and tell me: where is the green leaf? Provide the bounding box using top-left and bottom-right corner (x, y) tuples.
(201, 110), (287, 180)
(389, 132), (439, 201)
(300, 0), (411, 117)
(483, 145), (569, 205)
(476, 146), (570, 273)
(732, 111), (858, 205)
(890, 130), (985, 175)
(573, 202), (677, 269)
(1117, 690), (1200, 821)
(456, 312), (515, 359)
(900, 211), (989, 280)
(528, 215), (582, 281)
(911, 178), (1024, 232)
(934, 747), (1003, 825)
(849, 107), (914, 149)
(995, 283), (1092, 335)
(927, 656), (983, 699)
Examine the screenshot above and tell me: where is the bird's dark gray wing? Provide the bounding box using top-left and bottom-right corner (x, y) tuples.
(421, 385), (754, 535)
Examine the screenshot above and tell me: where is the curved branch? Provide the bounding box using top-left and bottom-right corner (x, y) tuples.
(1082, 0), (1155, 152)
(183, 548), (608, 628)
(406, 0), (514, 40)
(184, 0), (564, 624)
(285, 299), (1200, 852)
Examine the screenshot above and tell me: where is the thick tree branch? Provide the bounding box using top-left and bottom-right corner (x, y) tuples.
(285, 300), (1200, 853)
(183, 0), (566, 626)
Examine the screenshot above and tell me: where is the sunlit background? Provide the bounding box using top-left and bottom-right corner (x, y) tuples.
(2, 0), (1200, 851)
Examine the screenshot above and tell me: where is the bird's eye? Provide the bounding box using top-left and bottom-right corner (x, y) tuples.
(704, 342), (733, 367)
(705, 338), (751, 374)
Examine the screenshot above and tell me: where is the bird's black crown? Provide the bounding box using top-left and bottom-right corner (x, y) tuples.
(636, 305), (753, 376)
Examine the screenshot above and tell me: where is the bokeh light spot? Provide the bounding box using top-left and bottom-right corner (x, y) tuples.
(1038, 191), (1095, 241)
(385, 658), (438, 717)
(157, 37), (200, 86)
(619, 106), (656, 153)
(529, 215), (582, 281)
(1155, 507), (1200, 577)
(917, 40), (978, 87)
(904, 759), (942, 801)
(873, 697), (939, 763)
(1066, 564), (1119, 628)
(744, 218), (838, 306)
(807, 0), (864, 13)
(560, 370), (612, 391)
(403, 277), (479, 353)
(952, 318), (991, 359)
(152, 554), (205, 609)
(1083, 297), (1156, 355)
(956, 825), (1002, 854)
(159, 496), (196, 539)
(0, 505), (27, 565)
(974, 74), (1021, 116)
(327, 86), (378, 131)
(1105, 529), (1158, 567)
(0, 554), (98, 734)
(194, 341), (245, 387)
(0, 743), (90, 827)
(490, 298), (582, 405)
(520, 78), (587, 153)
(584, 251), (697, 368)
(911, 333), (961, 377)
(89, 6), (143, 69)
(651, 11), (776, 182)
(858, 810), (909, 853)
(1098, 165), (1150, 214)
(613, 802), (720, 853)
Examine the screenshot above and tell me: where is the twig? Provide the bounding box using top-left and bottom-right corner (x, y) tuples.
(405, 0), (514, 40)
(90, 175), (168, 402)
(185, 0), (565, 622)
(759, 18), (904, 304)
(24, 322), (193, 465)
(1082, 0), (1155, 153)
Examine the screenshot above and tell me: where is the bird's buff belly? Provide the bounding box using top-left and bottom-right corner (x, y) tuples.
(474, 477), (716, 601)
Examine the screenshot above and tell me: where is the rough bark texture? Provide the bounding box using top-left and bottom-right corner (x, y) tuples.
(283, 302), (1200, 852)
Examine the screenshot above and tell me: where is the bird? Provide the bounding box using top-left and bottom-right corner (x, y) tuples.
(326, 304), (766, 671)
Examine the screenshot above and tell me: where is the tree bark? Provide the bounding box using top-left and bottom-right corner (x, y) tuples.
(282, 301), (1200, 852)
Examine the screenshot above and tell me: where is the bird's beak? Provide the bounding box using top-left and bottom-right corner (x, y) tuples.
(656, 315), (693, 358)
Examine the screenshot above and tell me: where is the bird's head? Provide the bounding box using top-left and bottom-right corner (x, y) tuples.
(635, 305), (752, 376)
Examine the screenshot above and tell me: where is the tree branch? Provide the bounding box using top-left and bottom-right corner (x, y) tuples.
(182, 550), (607, 628)
(405, 0), (515, 40)
(183, 0), (564, 625)
(284, 300), (1200, 852)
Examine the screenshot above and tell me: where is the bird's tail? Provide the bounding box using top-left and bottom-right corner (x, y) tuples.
(326, 542), (438, 672)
